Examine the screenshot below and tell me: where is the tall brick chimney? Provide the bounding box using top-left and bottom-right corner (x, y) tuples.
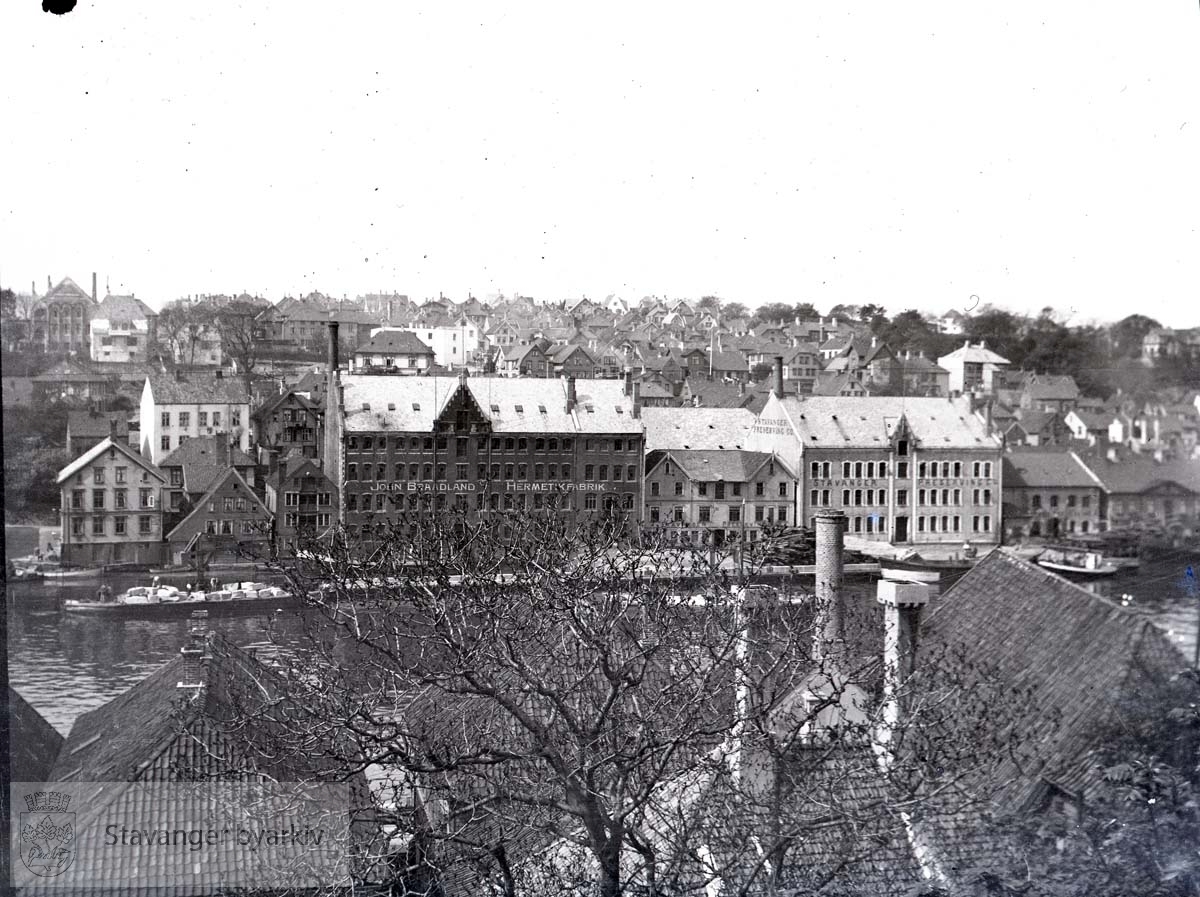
(773, 355), (785, 398)
(327, 321), (340, 373)
(813, 509), (846, 664)
(92, 272), (98, 301)
(566, 376), (577, 414)
(623, 368), (633, 397)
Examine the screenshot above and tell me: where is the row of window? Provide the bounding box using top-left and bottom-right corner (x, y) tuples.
(71, 489), (155, 510)
(809, 459), (994, 481)
(204, 520), (261, 535)
(161, 411), (240, 428)
(650, 481), (787, 499)
(348, 461), (641, 483)
(283, 492), (333, 507)
(284, 513), (333, 527)
(810, 488), (890, 508)
(70, 515), (154, 536)
(915, 514), (992, 533)
(1029, 519), (1092, 535)
(205, 496), (255, 513)
(648, 505), (789, 524)
(346, 434), (641, 455)
(1030, 494), (1092, 510)
(348, 492), (636, 512)
(90, 467), (132, 485)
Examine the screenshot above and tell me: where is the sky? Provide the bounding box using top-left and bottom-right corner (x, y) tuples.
(2, 2), (1198, 326)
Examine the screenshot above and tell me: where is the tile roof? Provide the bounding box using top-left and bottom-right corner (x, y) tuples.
(1001, 449), (1098, 489)
(341, 375), (643, 435)
(57, 437), (165, 485)
(772, 395), (1002, 449)
(9, 687), (63, 782)
(166, 467), (269, 541)
(922, 549), (1186, 815)
(641, 407), (756, 451)
(655, 449), (787, 482)
(354, 329), (435, 355)
(1068, 409), (1113, 430)
(145, 373), (250, 405)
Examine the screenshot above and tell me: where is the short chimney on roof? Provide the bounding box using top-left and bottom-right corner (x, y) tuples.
(624, 367), (633, 397)
(109, 418), (118, 441)
(631, 380), (641, 419)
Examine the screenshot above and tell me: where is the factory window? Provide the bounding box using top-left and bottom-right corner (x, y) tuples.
(842, 462), (851, 478)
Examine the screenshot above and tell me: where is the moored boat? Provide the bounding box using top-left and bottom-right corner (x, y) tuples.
(62, 581), (302, 618)
(1035, 547), (1120, 577)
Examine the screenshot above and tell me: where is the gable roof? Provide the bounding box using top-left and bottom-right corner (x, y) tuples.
(42, 276), (95, 304)
(9, 687), (64, 782)
(1079, 454), (1200, 495)
(652, 449), (786, 483)
(938, 342), (1011, 366)
(95, 293), (155, 323)
(166, 466), (271, 541)
(57, 437), (165, 485)
(772, 395), (1001, 449)
(1002, 450), (1099, 489)
(1023, 374), (1080, 401)
(265, 456), (332, 491)
(922, 549), (1185, 814)
(641, 407), (756, 451)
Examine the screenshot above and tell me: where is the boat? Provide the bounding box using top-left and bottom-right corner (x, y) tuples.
(62, 581), (303, 618)
(880, 549), (979, 574)
(1035, 547), (1120, 577)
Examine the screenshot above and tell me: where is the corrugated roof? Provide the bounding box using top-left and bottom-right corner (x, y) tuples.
(773, 395), (1001, 449)
(341, 375), (643, 434)
(641, 407), (756, 451)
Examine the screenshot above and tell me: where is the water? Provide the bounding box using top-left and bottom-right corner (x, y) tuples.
(8, 551), (1200, 736)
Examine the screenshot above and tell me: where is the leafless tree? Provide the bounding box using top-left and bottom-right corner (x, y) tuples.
(217, 512), (1044, 897)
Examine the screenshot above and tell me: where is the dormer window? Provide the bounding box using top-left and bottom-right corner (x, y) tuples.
(538, 405), (547, 414)
(897, 439), (909, 456)
(412, 403), (420, 412)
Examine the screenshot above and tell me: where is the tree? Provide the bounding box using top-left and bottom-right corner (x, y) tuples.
(697, 296), (723, 313)
(212, 300), (263, 397)
(750, 303), (795, 327)
(962, 308), (1025, 365)
(722, 302), (749, 320)
(858, 303), (888, 329)
(219, 512), (1046, 896)
(1108, 314), (1161, 360)
(792, 302), (820, 321)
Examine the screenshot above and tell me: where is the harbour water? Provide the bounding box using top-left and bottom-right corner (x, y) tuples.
(8, 549), (1200, 736)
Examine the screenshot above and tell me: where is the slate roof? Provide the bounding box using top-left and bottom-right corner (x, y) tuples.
(145, 373), (250, 405)
(641, 407), (756, 451)
(41, 276), (95, 303)
(810, 371), (860, 396)
(922, 549), (1186, 816)
(1002, 450), (1099, 489)
(772, 395), (1001, 449)
(57, 437), (165, 486)
(354, 329), (435, 356)
(9, 687), (64, 782)
(652, 449), (788, 483)
(1067, 409), (1113, 430)
(265, 456), (332, 492)
(341, 375), (643, 435)
(1009, 408), (1060, 434)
